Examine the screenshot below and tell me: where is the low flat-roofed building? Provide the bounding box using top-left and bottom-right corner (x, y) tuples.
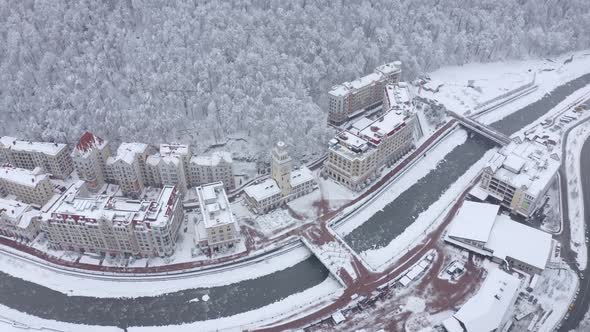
(445, 201), (552, 275)
(0, 136), (73, 179)
(0, 198), (41, 241)
(0, 166), (54, 207)
(194, 182), (239, 253)
(479, 141), (560, 218)
(442, 268), (521, 332)
(43, 183), (183, 257)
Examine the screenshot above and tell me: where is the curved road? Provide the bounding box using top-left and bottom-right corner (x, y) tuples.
(558, 117), (590, 331)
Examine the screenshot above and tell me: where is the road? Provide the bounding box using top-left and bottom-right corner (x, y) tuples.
(558, 115), (590, 331)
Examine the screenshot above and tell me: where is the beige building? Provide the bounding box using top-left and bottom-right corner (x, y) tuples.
(323, 84), (420, 191)
(146, 144), (191, 194)
(479, 141), (560, 218)
(0, 136), (73, 179)
(0, 198), (41, 242)
(328, 62), (402, 125)
(0, 166), (54, 207)
(244, 142), (316, 214)
(43, 184), (183, 257)
(189, 151), (234, 191)
(106, 143), (149, 197)
(194, 181), (239, 253)
(71, 132), (112, 191)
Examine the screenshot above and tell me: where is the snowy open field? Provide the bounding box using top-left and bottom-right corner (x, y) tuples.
(0, 243), (312, 298)
(422, 51), (590, 124)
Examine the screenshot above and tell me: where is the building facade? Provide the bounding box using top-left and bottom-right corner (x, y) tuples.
(0, 136), (73, 179)
(146, 144), (191, 194)
(194, 182), (240, 253)
(479, 141), (560, 218)
(106, 143), (149, 197)
(323, 83), (419, 191)
(71, 132), (112, 191)
(0, 166), (54, 207)
(43, 184), (183, 257)
(327, 61), (402, 125)
(244, 142), (316, 214)
(0, 198), (41, 241)
(189, 151), (234, 191)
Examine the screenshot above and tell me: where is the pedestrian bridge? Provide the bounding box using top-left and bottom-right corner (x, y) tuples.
(447, 110), (512, 146)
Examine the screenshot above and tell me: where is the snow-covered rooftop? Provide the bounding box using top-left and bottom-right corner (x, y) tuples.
(358, 107), (410, 145)
(109, 142), (148, 165)
(384, 83), (412, 111)
(71, 132), (108, 157)
(486, 214), (552, 271)
(0, 136), (67, 156)
(244, 178), (281, 201)
(350, 117), (374, 133)
(0, 198), (30, 219)
(191, 151), (232, 167)
(329, 61), (402, 98)
(375, 61), (402, 75)
(446, 202), (552, 271)
(447, 201), (500, 243)
(290, 166), (315, 188)
(196, 182), (235, 229)
(453, 268), (520, 332)
(0, 166), (49, 187)
(0, 198), (39, 229)
(47, 184), (178, 228)
(485, 141), (560, 196)
(160, 143), (190, 157)
(329, 131), (375, 161)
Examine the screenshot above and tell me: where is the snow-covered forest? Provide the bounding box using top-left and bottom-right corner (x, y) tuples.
(1, 0), (589, 159)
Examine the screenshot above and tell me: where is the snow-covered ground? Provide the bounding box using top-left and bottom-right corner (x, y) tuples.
(422, 51), (590, 124)
(0, 242), (312, 298)
(565, 120), (590, 270)
(511, 258), (578, 332)
(0, 304), (120, 332)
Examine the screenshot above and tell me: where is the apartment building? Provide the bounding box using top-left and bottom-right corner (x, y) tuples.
(323, 84), (420, 191)
(244, 142), (316, 214)
(0, 166), (54, 207)
(43, 183), (183, 257)
(327, 61), (402, 125)
(106, 143), (149, 197)
(479, 141), (560, 218)
(0, 136), (73, 178)
(146, 144), (191, 194)
(71, 132), (112, 191)
(194, 182), (239, 253)
(0, 198), (41, 241)
(323, 131), (379, 191)
(189, 151), (234, 191)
